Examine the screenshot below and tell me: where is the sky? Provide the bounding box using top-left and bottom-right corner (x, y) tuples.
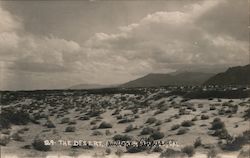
(0, 0), (249, 90)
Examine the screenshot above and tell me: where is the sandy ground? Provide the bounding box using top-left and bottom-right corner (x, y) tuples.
(1, 90), (250, 158)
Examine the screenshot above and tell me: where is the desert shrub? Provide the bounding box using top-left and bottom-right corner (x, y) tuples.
(149, 131), (165, 140)
(92, 130), (103, 136)
(181, 120), (194, 127)
(191, 116), (198, 122)
(207, 148), (217, 158)
(160, 148), (183, 158)
(65, 126), (76, 132)
(115, 149), (124, 157)
(126, 145), (148, 153)
(99, 122), (112, 129)
(68, 120), (76, 125)
(45, 120), (55, 128)
(32, 138), (51, 151)
(153, 146), (163, 152)
(79, 116), (90, 121)
(140, 127), (155, 135)
(181, 145), (195, 157)
(105, 130), (112, 136)
(210, 105), (216, 110)
(146, 117), (157, 124)
(118, 118), (135, 124)
(177, 128), (189, 135)
(113, 134), (132, 141)
(1, 129), (10, 135)
(165, 118), (172, 123)
(116, 115), (123, 120)
(105, 148), (111, 155)
(1, 109), (30, 126)
(124, 124), (134, 133)
(211, 118), (225, 130)
(60, 117), (70, 124)
(194, 137), (202, 148)
(201, 115), (209, 120)
(0, 136), (10, 146)
(155, 120), (162, 126)
(217, 128), (231, 139)
(0, 118), (10, 129)
(244, 107), (250, 119)
(221, 131), (250, 151)
(238, 149), (250, 158)
(171, 124), (180, 131)
(12, 133), (24, 142)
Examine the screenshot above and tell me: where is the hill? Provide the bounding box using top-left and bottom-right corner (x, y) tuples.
(204, 64), (250, 85)
(121, 72), (214, 88)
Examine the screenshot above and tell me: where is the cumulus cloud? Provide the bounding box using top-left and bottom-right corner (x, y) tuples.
(85, 0), (248, 71)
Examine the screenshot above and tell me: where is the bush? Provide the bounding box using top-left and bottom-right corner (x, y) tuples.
(105, 148), (111, 155)
(124, 124), (134, 133)
(181, 145), (195, 157)
(171, 124), (180, 131)
(160, 148), (183, 158)
(12, 133), (24, 142)
(221, 131), (250, 151)
(79, 116), (90, 121)
(0, 136), (10, 146)
(126, 145), (148, 153)
(213, 128), (231, 139)
(155, 120), (162, 126)
(150, 131), (165, 140)
(194, 137), (202, 148)
(65, 126), (76, 132)
(113, 134), (132, 141)
(146, 117), (157, 124)
(45, 120), (55, 128)
(140, 127), (155, 135)
(211, 118), (225, 130)
(99, 122), (112, 129)
(201, 115), (209, 120)
(32, 138), (51, 151)
(118, 118), (135, 124)
(207, 148), (217, 158)
(60, 117), (70, 124)
(1, 109), (30, 126)
(181, 120), (194, 127)
(92, 130), (103, 136)
(244, 107), (250, 119)
(177, 128), (189, 135)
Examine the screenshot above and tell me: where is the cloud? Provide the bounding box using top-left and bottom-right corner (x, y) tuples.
(84, 0), (248, 72)
(0, 0), (248, 90)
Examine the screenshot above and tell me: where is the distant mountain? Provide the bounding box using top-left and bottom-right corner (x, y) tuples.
(69, 84), (111, 90)
(121, 72), (215, 88)
(204, 64), (250, 85)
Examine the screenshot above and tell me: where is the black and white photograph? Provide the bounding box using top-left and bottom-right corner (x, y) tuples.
(0, 0), (249, 157)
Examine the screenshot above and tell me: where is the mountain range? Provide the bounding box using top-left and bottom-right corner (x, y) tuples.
(121, 72), (214, 88)
(69, 65), (250, 89)
(204, 64), (250, 85)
